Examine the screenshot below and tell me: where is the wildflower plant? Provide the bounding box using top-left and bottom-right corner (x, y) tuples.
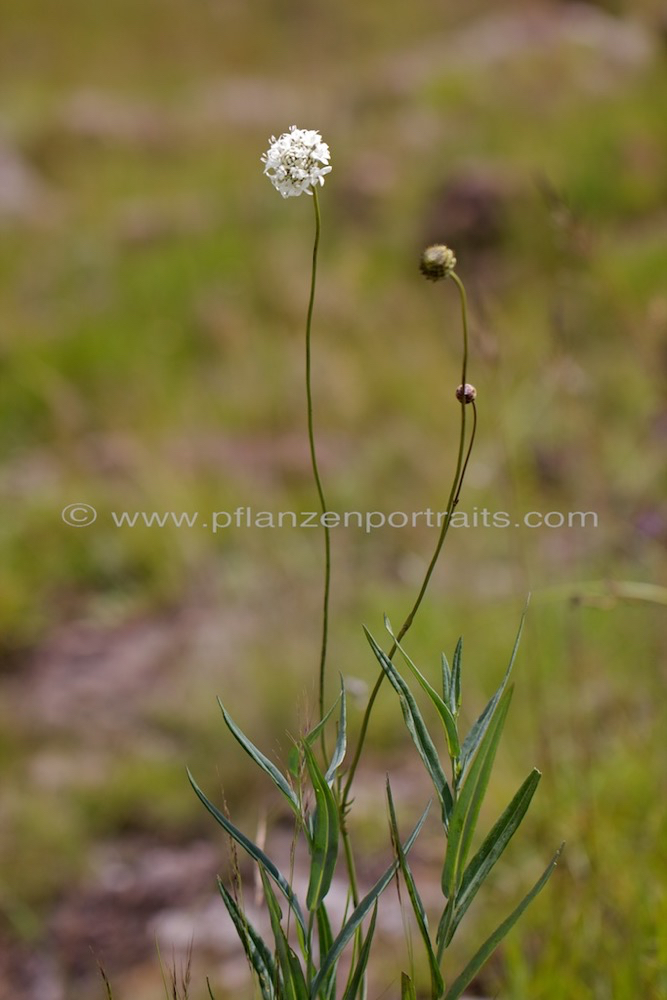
(187, 128), (562, 1000)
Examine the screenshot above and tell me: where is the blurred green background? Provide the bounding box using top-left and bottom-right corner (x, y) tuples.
(1, 0), (666, 997)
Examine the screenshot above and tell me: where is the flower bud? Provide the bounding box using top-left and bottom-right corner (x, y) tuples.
(456, 383), (477, 404)
(420, 244), (457, 281)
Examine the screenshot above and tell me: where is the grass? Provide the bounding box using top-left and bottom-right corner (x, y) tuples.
(0, 0), (666, 996)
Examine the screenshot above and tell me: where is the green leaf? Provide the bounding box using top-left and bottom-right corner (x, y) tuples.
(384, 617), (460, 760)
(340, 904), (377, 1000)
(451, 638), (462, 716)
(287, 685), (346, 789)
(260, 868), (309, 1000)
(305, 694), (342, 751)
(442, 687), (513, 899)
(387, 780), (444, 998)
(458, 611), (525, 787)
(187, 768), (307, 936)
(303, 741), (340, 911)
(446, 768), (542, 945)
(324, 677), (347, 786)
(217, 878), (276, 1000)
(443, 846), (563, 1000)
(288, 745), (302, 780)
(365, 628), (453, 826)
(218, 700), (300, 817)
(441, 651), (452, 709)
(401, 972), (417, 1000)
(310, 802), (431, 999)
(315, 905), (336, 1000)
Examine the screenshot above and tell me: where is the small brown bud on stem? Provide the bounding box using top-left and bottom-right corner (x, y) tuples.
(456, 383), (477, 404)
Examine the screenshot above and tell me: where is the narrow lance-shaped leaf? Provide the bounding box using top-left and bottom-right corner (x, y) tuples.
(340, 904), (378, 1000)
(365, 628), (453, 826)
(187, 768), (307, 936)
(289, 695), (342, 780)
(324, 677), (347, 786)
(401, 973), (417, 1000)
(442, 686), (513, 899)
(387, 779), (444, 999)
(446, 768), (541, 945)
(217, 878), (276, 1000)
(260, 868), (309, 1000)
(218, 699), (300, 817)
(443, 845), (563, 1000)
(305, 694), (342, 752)
(434, 896), (456, 965)
(315, 905), (336, 1000)
(303, 741), (340, 911)
(451, 638), (462, 716)
(288, 744), (301, 781)
(458, 610), (525, 787)
(310, 802), (431, 999)
(441, 651), (452, 710)
(384, 616), (460, 760)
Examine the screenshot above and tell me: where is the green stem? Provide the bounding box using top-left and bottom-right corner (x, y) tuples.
(342, 270), (473, 806)
(305, 188), (331, 733)
(305, 193), (362, 924)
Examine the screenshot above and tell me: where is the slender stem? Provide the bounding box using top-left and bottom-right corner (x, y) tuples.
(305, 188), (331, 731)
(453, 399), (477, 511)
(304, 193), (361, 922)
(342, 270), (473, 804)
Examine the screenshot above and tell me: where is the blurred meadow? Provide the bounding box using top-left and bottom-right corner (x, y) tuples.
(1, 0), (667, 997)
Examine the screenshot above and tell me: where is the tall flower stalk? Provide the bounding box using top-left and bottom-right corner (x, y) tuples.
(262, 126), (333, 726)
(342, 248), (477, 810)
(305, 188), (331, 730)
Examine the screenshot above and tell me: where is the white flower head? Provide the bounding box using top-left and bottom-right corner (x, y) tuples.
(261, 125), (332, 198)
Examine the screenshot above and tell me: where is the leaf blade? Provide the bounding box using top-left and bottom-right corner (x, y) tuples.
(447, 768), (542, 944)
(217, 878), (276, 1000)
(260, 869), (309, 1000)
(387, 780), (444, 998)
(401, 972), (417, 1000)
(442, 686), (513, 899)
(187, 768), (307, 935)
(305, 694), (342, 753)
(315, 905), (336, 1000)
(443, 846), (564, 1000)
(324, 677), (347, 785)
(458, 611), (525, 786)
(218, 699), (300, 816)
(303, 741), (340, 911)
(384, 618), (460, 760)
(451, 638), (462, 717)
(365, 628), (453, 825)
(310, 802), (431, 999)
(340, 904), (378, 1000)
